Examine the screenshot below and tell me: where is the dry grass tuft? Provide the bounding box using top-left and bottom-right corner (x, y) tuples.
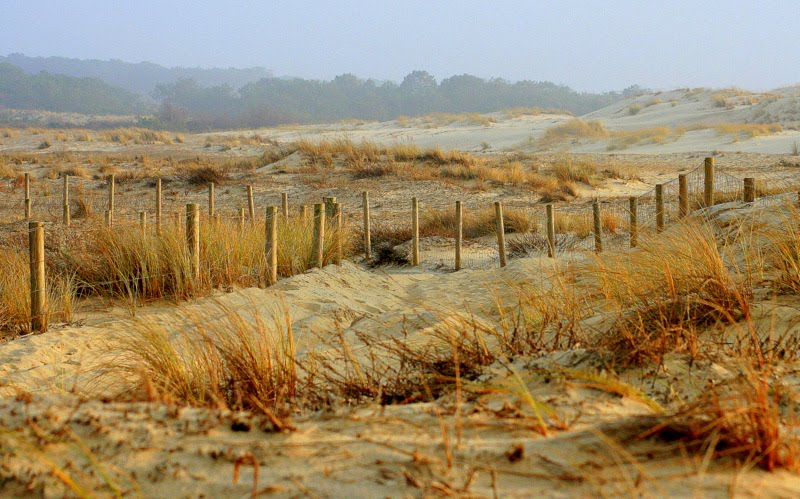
(539, 120), (609, 148)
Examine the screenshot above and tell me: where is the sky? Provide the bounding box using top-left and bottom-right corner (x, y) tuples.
(1, 0), (798, 92)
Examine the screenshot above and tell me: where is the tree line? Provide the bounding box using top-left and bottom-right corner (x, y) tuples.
(1, 60), (636, 129)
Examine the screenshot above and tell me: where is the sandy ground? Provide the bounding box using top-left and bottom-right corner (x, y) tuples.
(3, 92), (800, 496)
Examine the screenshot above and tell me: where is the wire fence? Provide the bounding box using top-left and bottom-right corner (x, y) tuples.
(1, 159), (800, 274)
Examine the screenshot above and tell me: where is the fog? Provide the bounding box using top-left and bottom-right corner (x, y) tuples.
(2, 0), (798, 92)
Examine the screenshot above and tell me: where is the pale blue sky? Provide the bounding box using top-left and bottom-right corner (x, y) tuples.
(1, 0), (797, 91)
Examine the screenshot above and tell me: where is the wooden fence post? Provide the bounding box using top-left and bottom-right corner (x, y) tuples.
(62, 174), (70, 226)
(324, 196), (337, 219)
(139, 211), (147, 237)
(186, 203), (200, 282)
(629, 197), (638, 248)
(29, 221), (47, 333)
(301, 204), (309, 222)
(362, 191), (371, 260)
(24, 172), (31, 220)
(247, 185), (255, 226)
(239, 207), (245, 232)
(455, 200), (462, 271)
(678, 173), (689, 218)
(592, 199), (602, 253)
(704, 157), (715, 207)
(546, 204), (555, 258)
(208, 182), (215, 219)
(265, 206), (278, 285)
(107, 174), (115, 227)
(313, 203), (325, 268)
(156, 177), (162, 233)
(495, 201), (507, 267)
(655, 184), (664, 232)
(281, 192), (289, 219)
(744, 177), (755, 203)
(411, 197), (420, 266)
(333, 203), (343, 265)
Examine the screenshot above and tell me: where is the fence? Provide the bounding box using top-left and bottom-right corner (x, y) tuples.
(3, 156), (800, 332)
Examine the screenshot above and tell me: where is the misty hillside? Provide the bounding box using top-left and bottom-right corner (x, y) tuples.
(0, 63), (146, 115)
(1, 53), (272, 97)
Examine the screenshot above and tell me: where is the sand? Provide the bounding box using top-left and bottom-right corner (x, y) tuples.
(3, 93), (800, 496)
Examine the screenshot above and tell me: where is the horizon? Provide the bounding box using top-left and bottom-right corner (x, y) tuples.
(2, 1), (799, 93)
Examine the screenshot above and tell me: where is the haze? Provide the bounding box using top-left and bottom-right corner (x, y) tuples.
(2, 0), (799, 91)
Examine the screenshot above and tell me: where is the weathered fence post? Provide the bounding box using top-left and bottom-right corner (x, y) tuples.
(655, 183), (664, 232)
(139, 211), (147, 238)
(155, 177), (162, 233)
(29, 221), (47, 333)
(186, 203), (200, 282)
(301, 204), (309, 222)
(678, 173), (689, 218)
(455, 200), (462, 271)
(324, 196), (337, 219)
(313, 203), (325, 268)
(495, 201), (507, 267)
(107, 174), (115, 227)
(265, 206), (278, 285)
(208, 182), (215, 219)
(743, 177), (755, 203)
(704, 157), (715, 207)
(62, 175), (70, 226)
(592, 199), (602, 253)
(239, 207), (245, 232)
(333, 203), (343, 265)
(546, 204), (555, 258)
(247, 185), (255, 226)
(24, 172), (31, 220)
(281, 192), (289, 219)
(362, 192), (371, 260)
(629, 197), (638, 248)
(411, 197), (420, 266)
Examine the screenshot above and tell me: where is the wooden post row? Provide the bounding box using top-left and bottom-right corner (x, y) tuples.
(208, 182), (215, 218)
(24, 172), (31, 220)
(333, 203), (342, 265)
(247, 185), (255, 225)
(629, 197), (638, 248)
(362, 192), (371, 261)
(313, 203), (325, 268)
(186, 203), (200, 281)
(108, 174), (115, 227)
(655, 184), (664, 232)
(139, 211), (147, 237)
(678, 173), (688, 218)
(704, 157), (714, 207)
(546, 204), (555, 258)
(411, 197), (419, 266)
(156, 177), (162, 233)
(495, 201), (507, 267)
(265, 206), (278, 285)
(455, 200), (462, 271)
(281, 192), (289, 219)
(743, 177), (755, 203)
(29, 221), (47, 333)
(592, 199), (602, 253)
(62, 175), (70, 226)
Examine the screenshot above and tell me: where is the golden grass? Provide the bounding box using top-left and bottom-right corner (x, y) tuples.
(502, 107), (572, 119)
(0, 213), (352, 332)
(420, 205), (535, 239)
(0, 250), (74, 335)
(539, 119), (609, 148)
(585, 220), (750, 366)
(116, 301), (297, 412)
(714, 123), (783, 140)
(607, 127), (686, 151)
(397, 112), (497, 128)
